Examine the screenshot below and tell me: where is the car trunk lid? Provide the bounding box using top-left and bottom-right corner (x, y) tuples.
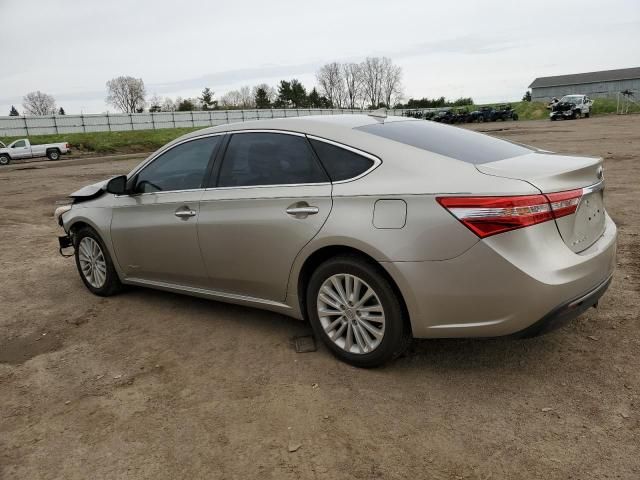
(476, 152), (605, 252)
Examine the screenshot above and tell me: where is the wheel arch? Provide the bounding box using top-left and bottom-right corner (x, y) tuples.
(294, 244), (412, 334)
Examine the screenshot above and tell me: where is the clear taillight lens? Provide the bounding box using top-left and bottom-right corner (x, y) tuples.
(437, 189), (584, 238)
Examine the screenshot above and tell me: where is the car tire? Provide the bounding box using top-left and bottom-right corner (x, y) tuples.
(73, 226), (123, 297)
(512, 113), (519, 121)
(306, 255), (411, 368)
(585, 110), (590, 118)
(0, 155), (10, 166)
(47, 149), (60, 161)
(574, 111), (581, 120)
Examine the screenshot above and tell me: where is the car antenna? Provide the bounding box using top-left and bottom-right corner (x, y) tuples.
(368, 108), (387, 119)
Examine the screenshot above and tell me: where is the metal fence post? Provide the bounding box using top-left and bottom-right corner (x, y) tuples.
(24, 116), (29, 136)
(225, 110), (229, 125)
(81, 113), (86, 133)
(151, 112), (156, 130)
(53, 115), (58, 134)
(129, 113), (134, 131)
(190, 111), (194, 127)
(209, 110), (213, 126)
(106, 112), (111, 132)
(172, 111), (176, 128)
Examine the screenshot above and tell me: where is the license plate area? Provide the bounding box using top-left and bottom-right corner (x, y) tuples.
(556, 190), (606, 253)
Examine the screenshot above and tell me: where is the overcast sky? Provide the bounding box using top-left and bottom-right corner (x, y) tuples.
(1, 0), (639, 114)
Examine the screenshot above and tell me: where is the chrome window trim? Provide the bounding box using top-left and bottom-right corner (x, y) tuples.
(115, 188), (206, 198)
(227, 129), (306, 137)
(305, 134), (382, 184)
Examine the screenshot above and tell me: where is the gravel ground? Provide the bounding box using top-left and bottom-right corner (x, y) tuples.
(1, 115), (638, 479)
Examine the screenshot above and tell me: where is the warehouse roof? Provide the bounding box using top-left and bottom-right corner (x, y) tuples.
(529, 67), (640, 88)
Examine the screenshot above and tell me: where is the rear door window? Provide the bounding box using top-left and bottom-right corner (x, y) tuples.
(356, 120), (532, 164)
(216, 132), (328, 187)
(308, 139), (375, 181)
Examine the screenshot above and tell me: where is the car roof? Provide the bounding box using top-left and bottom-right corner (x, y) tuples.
(173, 114), (409, 145)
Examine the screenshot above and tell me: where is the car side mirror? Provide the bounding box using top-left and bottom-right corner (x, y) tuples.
(106, 175), (128, 195)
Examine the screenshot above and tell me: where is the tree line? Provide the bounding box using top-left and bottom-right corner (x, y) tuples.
(12, 56), (406, 116)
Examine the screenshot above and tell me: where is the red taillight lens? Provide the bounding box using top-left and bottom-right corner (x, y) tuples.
(546, 189), (582, 218)
(437, 189), (583, 239)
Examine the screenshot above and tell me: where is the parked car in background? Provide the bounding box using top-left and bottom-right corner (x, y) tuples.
(55, 114), (616, 367)
(470, 106), (496, 122)
(550, 95), (593, 121)
(0, 138), (71, 165)
(493, 104), (519, 121)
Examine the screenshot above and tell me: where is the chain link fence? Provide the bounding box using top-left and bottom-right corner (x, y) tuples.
(0, 108), (418, 137)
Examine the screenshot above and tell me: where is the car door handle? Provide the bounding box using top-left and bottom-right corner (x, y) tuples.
(174, 208), (197, 219)
(286, 206), (319, 216)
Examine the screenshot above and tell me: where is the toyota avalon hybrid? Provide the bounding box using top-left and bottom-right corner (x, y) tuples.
(55, 114), (616, 367)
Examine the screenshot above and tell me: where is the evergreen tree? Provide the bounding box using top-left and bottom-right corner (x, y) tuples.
(9, 105), (19, 116)
(308, 88), (321, 108)
(289, 79), (307, 107)
(522, 90), (532, 102)
(255, 87), (271, 109)
(177, 98), (196, 111)
(58, 107), (66, 115)
(277, 80), (293, 107)
(200, 87), (216, 110)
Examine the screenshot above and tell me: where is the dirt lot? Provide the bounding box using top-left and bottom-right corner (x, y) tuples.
(1, 115), (638, 479)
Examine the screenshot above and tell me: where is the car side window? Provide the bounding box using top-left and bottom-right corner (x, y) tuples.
(309, 138), (375, 181)
(134, 136), (220, 193)
(13, 140), (26, 148)
(217, 132), (328, 187)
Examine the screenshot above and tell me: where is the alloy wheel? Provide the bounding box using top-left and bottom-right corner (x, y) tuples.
(78, 237), (107, 288)
(316, 273), (386, 354)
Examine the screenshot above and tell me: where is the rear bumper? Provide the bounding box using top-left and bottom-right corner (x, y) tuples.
(514, 274), (612, 337)
(383, 213), (617, 338)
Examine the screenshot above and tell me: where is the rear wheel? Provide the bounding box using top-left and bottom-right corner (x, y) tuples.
(574, 110), (581, 120)
(74, 226), (122, 296)
(47, 149), (60, 161)
(0, 155), (10, 166)
(306, 256), (411, 368)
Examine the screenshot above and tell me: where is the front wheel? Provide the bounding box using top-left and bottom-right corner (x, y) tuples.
(0, 155), (10, 166)
(47, 149), (60, 161)
(73, 226), (122, 296)
(306, 256), (411, 367)
(585, 110), (590, 118)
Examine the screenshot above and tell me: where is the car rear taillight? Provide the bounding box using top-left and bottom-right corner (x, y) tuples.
(437, 189), (584, 239)
(546, 189), (582, 218)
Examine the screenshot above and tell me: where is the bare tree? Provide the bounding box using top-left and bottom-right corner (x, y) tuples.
(220, 90), (243, 108)
(106, 76), (146, 113)
(161, 97), (176, 112)
(316, 62), (345, 108)
(239, 86), (255, 108)
(342, 63), (363, 109)
(361, 57), (385, 108)
(22, 91), (56, 115)
(381, 58), (403, 107)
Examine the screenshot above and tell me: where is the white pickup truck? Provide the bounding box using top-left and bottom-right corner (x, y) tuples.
(0, 138), (71, 166)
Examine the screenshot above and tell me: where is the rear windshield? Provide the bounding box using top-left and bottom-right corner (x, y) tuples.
(355, 120), (532, 164)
